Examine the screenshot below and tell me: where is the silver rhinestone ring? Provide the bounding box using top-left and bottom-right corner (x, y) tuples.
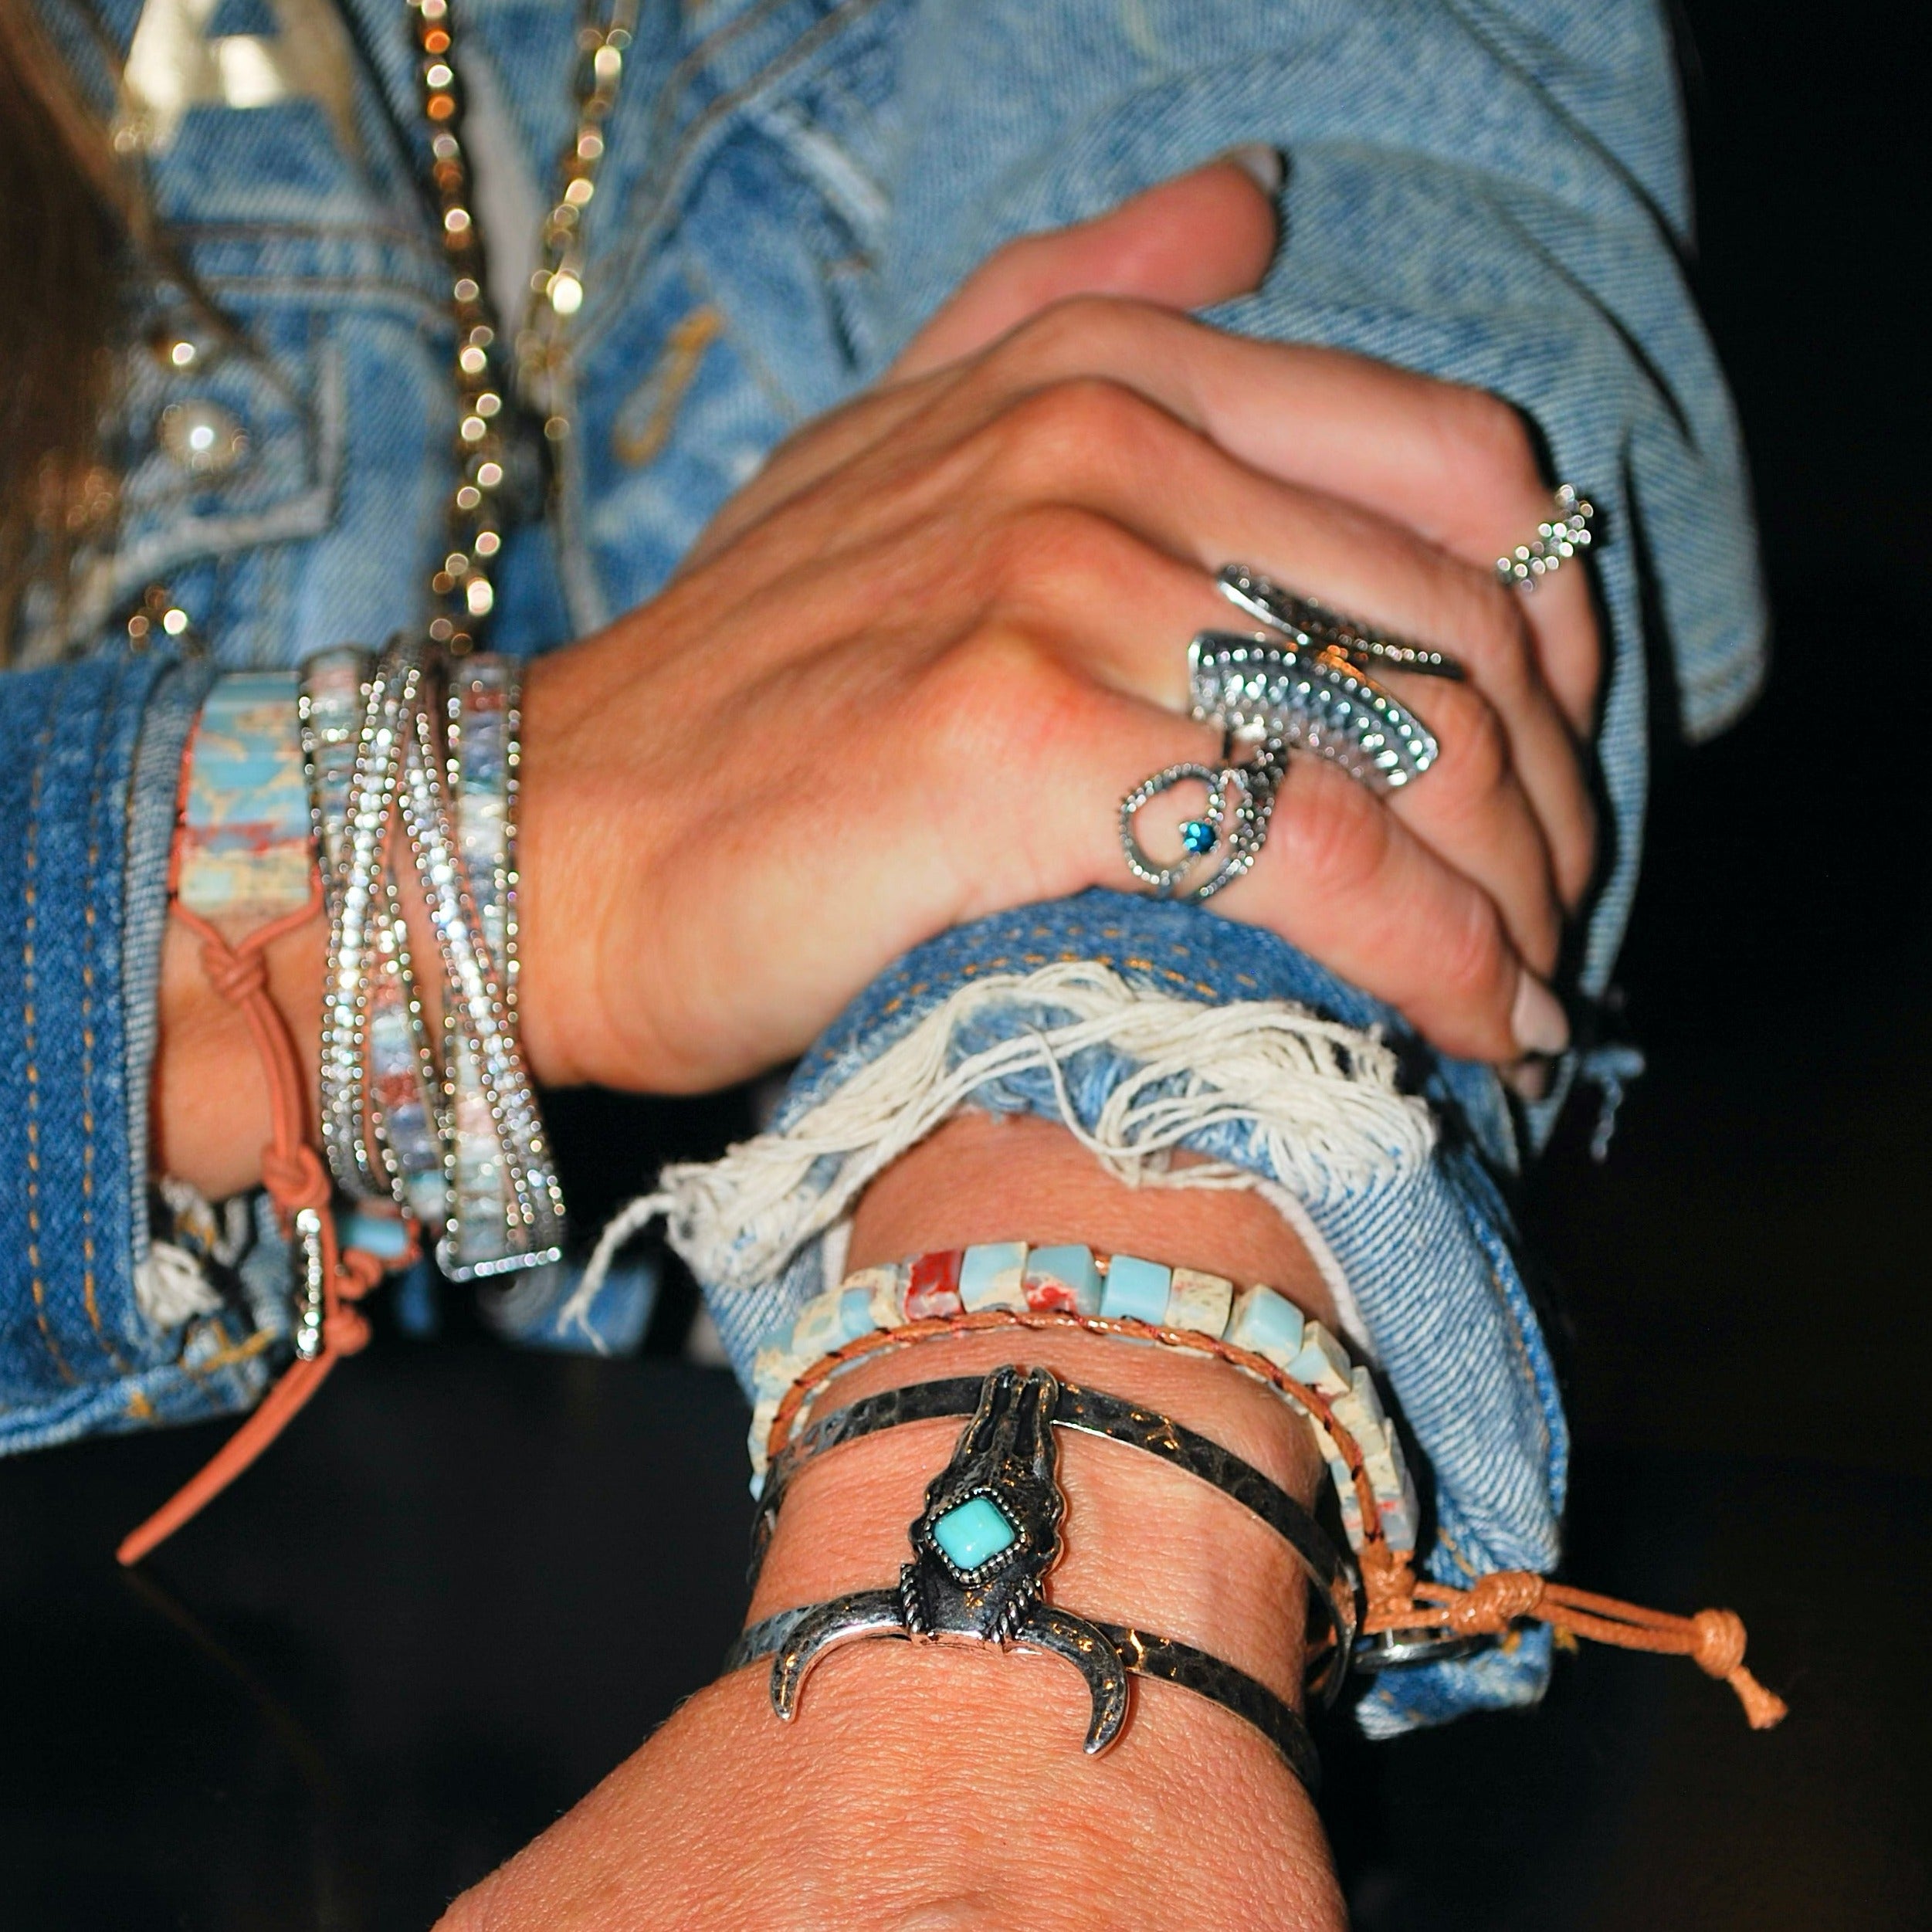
(1496, 484), (1595, 589)
(1188, 631), (1438, 792)
(1217, 565), (1466, 681)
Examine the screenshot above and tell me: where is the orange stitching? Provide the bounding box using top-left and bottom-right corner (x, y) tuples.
(80, 660), (129, 1372)
(22, 670), (76, 1385)
(610, 305), (722, 467)
(185, 1327), (279, 1377)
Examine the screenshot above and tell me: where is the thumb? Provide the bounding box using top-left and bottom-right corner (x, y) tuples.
(890, 146), (1282, 382)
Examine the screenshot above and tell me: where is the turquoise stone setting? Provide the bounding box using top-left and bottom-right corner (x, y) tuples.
(929, 1493), (1019, 1573)
(1180, 817), (1218, 855)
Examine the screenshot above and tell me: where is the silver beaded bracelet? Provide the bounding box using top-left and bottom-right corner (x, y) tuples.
(300, 647), (448, 1226)
(303, 638), (564, 1275)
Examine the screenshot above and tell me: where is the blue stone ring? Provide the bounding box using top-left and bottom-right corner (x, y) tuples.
(1119, 733), (1287, 903)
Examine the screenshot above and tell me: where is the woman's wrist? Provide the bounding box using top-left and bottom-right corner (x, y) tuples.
(444, 1112), (1348, 1930)
(153, 900), (327, 1200)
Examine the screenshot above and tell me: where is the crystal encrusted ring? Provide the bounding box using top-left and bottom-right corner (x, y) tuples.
(1119, 734), (1286, 902)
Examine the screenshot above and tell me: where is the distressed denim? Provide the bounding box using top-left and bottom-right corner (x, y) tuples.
(3, 0), (1760, 1727)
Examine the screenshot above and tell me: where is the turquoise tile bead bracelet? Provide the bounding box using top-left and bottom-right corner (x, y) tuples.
(749, 1242), (1421, 1560)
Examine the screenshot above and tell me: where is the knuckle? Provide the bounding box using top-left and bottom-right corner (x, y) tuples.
(969, 373), (1158, 493)
(1285, 764), (1391, 895)
(1435, 890), (1510, 1005)
(995, 293), (1136, 368)
(981, 501), (1134, 602)
(1440, 385), (1541, 504)
(1437, 686), (1511, 798)
(1416, 559), (1537, 699)
(919, 623), (1090, 764)
(1021, 371), (1153, 452)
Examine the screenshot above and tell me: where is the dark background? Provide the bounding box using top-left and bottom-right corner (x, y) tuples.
(4, 4), (1927, 1925)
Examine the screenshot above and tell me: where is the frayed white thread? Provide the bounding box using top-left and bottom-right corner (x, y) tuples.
(563, 962), (1432, 1344)
(570, 1191), (674, 1349)
(135, 1240), (225, 1327)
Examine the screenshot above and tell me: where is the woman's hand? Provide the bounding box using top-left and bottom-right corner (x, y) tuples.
(519, 171), (1598, 1096)
(155, 157), (1598, 1196)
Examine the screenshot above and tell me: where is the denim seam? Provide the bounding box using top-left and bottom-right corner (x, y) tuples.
(581, 0), (894, 354)
(80, 654), (132, 1374)
(674, 253), (805, 429)
(178, 1323), (276, 1380)
(124, 660), (216, 1314)
(869, 951), (1228, 1024)
(610, 299), (728, 467)
(22, 666), (78, 1385)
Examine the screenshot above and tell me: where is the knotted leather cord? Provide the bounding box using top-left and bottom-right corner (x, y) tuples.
(767, 1307), (1788, 1729)
(116, 745), (402, 1568)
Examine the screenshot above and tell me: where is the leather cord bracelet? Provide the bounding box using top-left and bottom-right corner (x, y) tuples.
(118, 676), (399, 1564)
(750, 1371), (1359, 1706)
(727, 1364), (1322, 1790)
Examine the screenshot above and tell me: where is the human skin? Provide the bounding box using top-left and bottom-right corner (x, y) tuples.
(438, 1111), (1349, 1931)
(155, 158), (1598, 1199)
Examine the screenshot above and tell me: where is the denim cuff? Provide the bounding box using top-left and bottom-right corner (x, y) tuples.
(676, 890), (1566, 1734)
(0, 653), (283, 1451)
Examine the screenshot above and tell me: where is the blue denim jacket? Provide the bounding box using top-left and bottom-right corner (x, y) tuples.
(2, 0), (1761, 1730)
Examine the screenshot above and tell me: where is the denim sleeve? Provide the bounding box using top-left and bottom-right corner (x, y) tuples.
(664, 1), (1762, 1735)
(0, 655), (278, 1455)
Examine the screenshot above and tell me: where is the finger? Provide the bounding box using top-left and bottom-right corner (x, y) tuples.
(927, 399), (1591, 936)
(1222, 751), (1566, 1065)
(726, 300), (1602, 730)
(707, 385), (1593, 938)
(948, 300), (1603, 732)
(932, 663), (1563, 1066)
(684, 159), (1279, 571)
(992, 517), (1562, 973)
(890, 149), (1281, 381)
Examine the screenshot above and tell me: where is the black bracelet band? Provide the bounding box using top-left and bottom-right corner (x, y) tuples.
(724, 1601), (1321, 1795)
(725, 1365), (1326, 1791)
(751, 1371), (1358, 1703)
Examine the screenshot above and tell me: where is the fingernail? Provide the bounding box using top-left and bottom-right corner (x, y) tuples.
(1511, 971), (1571, 1057)
(1502, 1057), (1553, 1103)
(1219, 143), (1284, 198)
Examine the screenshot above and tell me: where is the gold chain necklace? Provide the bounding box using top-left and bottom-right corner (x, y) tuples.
(406, 0), (640, 652)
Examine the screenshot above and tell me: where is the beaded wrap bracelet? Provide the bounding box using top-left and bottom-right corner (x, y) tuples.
(300, 647), (446, 1228)
(303, 639), (564, 1275)
(442, 656), (554, 1279)
(119, 673), (396, 1563)
(122, 647), (566, 1561)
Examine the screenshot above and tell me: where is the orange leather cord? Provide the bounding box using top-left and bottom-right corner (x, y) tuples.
(769, 1307), (1788, 1730)
(117, 869), (395, 1566)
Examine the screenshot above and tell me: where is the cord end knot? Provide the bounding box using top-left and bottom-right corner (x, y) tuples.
(1693, 1608), (1788, 1729)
